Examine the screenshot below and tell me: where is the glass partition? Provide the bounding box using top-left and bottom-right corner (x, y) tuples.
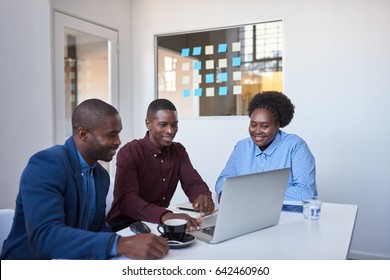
(64, 28), (110, 136)
(54, 12), (118, 174)
(156, 20), (283, 117)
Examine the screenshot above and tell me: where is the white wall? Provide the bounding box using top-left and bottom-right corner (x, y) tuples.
(131, 0), (390, 259)
(0, 0), (133, 207)
(1, 0), (389, 260)
(0, 0), (52, 210)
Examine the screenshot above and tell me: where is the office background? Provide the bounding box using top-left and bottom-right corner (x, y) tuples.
(0, 0), (389, 259)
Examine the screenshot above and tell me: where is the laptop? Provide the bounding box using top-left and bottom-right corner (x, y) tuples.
(191, 168), (290, 244)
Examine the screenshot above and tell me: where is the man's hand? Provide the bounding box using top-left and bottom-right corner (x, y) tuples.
(160, 212), (201, 232)
(116, 234), (169, 260)
(192, 195), (215, 215)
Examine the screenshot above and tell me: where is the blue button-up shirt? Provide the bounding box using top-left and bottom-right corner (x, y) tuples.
(215, 130), (317, 201)
(78, 152), (118, 257)
(79, 153), (97, 229)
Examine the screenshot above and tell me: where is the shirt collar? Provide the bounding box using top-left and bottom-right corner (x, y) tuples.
(254, 130), (282, 157)
(142, 131), (168, 158)
(77, 151), (96, 173)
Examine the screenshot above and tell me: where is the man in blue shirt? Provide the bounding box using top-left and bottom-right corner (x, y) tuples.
(1, 99), (168, 259)
(215, 91), (317, 202)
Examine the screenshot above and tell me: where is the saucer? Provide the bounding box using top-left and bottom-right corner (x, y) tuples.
(161, 233), (196, 249)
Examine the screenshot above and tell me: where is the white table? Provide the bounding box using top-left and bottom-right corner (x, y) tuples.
(117, 202), (358, 260)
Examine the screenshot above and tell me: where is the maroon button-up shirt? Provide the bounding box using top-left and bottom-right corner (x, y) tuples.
(107, 133), (212, 224)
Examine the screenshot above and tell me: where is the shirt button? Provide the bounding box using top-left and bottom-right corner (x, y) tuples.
(162, 197), (165, 200)
(162, 178), (166, 182)
(154, 154), (157, 157)
(161, 160), (163, 163)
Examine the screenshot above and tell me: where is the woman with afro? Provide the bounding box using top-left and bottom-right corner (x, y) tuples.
(215, 91), (317, 202)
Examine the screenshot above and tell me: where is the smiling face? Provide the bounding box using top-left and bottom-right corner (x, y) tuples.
(146, 109), (178, 150)
(82, 114), (122, 165)
(248, 108), (279, 151)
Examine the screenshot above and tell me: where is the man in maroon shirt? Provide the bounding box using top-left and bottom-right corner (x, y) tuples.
(107, 99), (214, 231)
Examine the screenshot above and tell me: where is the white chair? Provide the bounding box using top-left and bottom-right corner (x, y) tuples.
(0, 209), (15, 252)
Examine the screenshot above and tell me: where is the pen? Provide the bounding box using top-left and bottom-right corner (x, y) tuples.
(177, 207), (199, 212)
(196, 209), (218, 219)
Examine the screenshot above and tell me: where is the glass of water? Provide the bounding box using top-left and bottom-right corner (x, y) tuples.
(302, 196), (322, 220)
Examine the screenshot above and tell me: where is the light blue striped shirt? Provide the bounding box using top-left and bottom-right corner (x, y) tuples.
(215, 130), (317, 201)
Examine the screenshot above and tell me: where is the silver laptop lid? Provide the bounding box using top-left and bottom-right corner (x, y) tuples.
(211, 168), (290, 243)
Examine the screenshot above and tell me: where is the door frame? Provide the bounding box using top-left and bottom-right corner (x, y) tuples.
(53, 11), (119, 144)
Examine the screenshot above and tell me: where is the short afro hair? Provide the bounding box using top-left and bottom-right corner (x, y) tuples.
(72, 98), (119, 134)
(146, 98), (177, 120)
(247, 91), (295, 128)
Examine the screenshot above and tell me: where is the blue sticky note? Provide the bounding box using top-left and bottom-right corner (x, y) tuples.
(218, 43), (228, 53)
(194, 61), (202, 70)
(219, 72), (228, 82)
(194, 88), (202, 97)
(181, 48), (190, 57)
(193, 46), (201, 56)
(183, 89), (191, 97)
(206, 74), (214, 83)
(232, 56), (241, 66)
(219, 86), (228, 95)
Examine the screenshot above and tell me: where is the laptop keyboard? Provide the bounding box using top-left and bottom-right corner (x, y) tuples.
(200, 225), (215, 236)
